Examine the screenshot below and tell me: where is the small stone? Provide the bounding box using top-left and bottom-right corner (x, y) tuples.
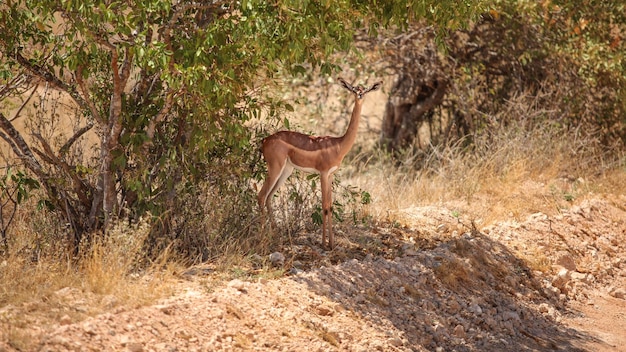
(501, 311), (520, 323)
(269, 252), (285, 267)
(448, 300), (461, 314)
(118, 334), (131, 346)
(552, 267), (571, 289)
(101, 295), (118, 309)
(126, 342), (144, 352)
(570, 271), (588, 282)
(468, 303), (482, 315)
(289, 267), (303, 275)
(388, 337), (404, 347)
(453, 324), (466, 339)
(555, 252), (577, 271)
(404, 248), (419, 256)
(227, 279), (247, 293)
(156, 305), (175, 315)
(314, 305), (334, 317)
(249, 254), (264, 268)
(83, 322), (97, 335)
(59, 314), (72, 325)
(484, 317), (497, 329)
(609, 287), (626, 299)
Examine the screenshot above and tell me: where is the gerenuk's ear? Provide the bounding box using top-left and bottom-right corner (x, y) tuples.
(337, 77), (355, 93)
(368, 81), (383, 92)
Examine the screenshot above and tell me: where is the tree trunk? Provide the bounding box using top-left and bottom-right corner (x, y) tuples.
(380, 73), (448, 152)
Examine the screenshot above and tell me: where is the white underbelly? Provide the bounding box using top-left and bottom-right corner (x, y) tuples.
(287, 159), (339, 174)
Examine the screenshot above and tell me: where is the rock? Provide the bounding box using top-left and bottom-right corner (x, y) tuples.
(388, 337), (404, 347)
(484, 317), (498, 329)
(447, 299), (461, 314)
(433, 324), (449, 340)
(501, 311), (520, 323)
(555, 252), (577, 271)
(101, 295), (118, 309)
(126, 342), (144, 352)
(249, 254), (264, 268)
(289, 267), (304, 275)
(468, 303), (482, 315)
(269, 252), (285, 267)
(227, 279), (247, 293)
(156, 304), (175, 315)
(552, 267), (571, 289)
(453, 324), (466, 339)
(609, 287), (626, 300)
(403, 248), (419, 256)
(314, 304), (335, 317)
(570, 271), (588, 283)
(82, 322), (97, 335)
(59, 314), (72, 325)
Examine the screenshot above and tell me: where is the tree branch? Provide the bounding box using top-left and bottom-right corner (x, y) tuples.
(10, 85), (37, 122)
(32, 133), (92, 208)
(59, 123), (94, 156)
(13, 50), (89, 113)
(76, 65), (103, 124)
(0, 112), (44, 177)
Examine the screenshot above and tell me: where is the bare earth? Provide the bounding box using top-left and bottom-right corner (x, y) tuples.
(1, 195), (626, 351)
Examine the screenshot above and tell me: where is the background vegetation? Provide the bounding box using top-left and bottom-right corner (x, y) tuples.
(0, 0), (624, 319)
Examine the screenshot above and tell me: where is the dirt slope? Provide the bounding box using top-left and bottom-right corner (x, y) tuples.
(1, 196), (625, 352)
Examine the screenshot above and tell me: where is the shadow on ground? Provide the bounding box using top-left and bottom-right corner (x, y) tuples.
(286, 224), (597, 351)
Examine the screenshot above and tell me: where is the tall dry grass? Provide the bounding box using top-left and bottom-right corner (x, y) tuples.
(345, 117), (625, 227)
(0, 214), (178, 348)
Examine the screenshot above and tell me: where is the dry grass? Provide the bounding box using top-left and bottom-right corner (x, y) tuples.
(80, 219), (178, 304)
(345, 120), (625, 228)
(0, 216), (179, 348)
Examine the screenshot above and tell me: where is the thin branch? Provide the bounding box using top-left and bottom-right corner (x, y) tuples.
(32, 133), (91, 208)
(59, 123), (94, 156)
(146, 92), (174, 141)
(0, 73), (30, 100)
(75, 65), (103, 124)
(31, 146), (56, 165)
(10, 85), (38, 122)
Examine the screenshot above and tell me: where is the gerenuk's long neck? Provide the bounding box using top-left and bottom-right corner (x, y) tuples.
(339, 96), (363, 157)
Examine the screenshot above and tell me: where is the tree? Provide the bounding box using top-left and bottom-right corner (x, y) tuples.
(0, 0), (486, 253)
(379, 0), (626, 153)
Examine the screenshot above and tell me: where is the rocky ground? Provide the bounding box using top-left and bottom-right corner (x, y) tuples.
(1, 195), (625, 351)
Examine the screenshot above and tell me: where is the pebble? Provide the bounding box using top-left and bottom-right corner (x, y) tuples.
(269, 252), (285, 267)
(127, 343), (144, 352)
(609, 287), (626, 299)
(388, 337), (404, 347)
(59, 314), (72, 325)
(555, 252), (576, 271)
(227, 279), (247, 293)
(468, 303), (482, 315)
(453, 324), (466, 339)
